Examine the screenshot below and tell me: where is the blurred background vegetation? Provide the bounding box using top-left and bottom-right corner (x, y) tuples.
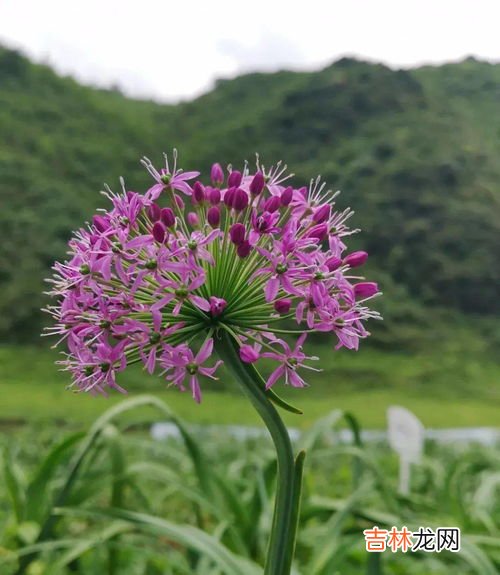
(2, 397), (499, 575)
(0, 44), (499, 426)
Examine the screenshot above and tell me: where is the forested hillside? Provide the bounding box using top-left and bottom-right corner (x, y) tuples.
(1, 45), (499, 344)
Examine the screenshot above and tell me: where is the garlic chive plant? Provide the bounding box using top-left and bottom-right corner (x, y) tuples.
(46, 150), (381, 574)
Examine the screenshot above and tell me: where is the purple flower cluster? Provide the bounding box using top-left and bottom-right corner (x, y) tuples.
(45, 151), (380, 401)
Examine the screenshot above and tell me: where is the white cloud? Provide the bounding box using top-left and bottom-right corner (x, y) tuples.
(0, 0), (499, 101)
(217, 29), (305, 73)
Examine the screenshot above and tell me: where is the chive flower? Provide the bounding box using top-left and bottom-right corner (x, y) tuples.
(45, 151), (381, 401)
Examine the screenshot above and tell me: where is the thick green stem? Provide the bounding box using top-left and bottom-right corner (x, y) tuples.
(216, 331), (304, 575)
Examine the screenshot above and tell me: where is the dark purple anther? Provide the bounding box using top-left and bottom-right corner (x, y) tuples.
(152, 221), (166, 243)
(354, 282), (379, 299)
(264, 195), (281, 213)
(343, 251), (368, 268)
(230, 223), (246, 245)
(211, 163), (224, 186)
(147, 203), (161, 222)
(313, 204), (331, 224)
(280, 186), (293, 206)
(274, 299), (292, 314)
(207, 206), (220, 227)
(160, 207), (176, 228)
(237, 240), (252, 258)
(192, 182), (205, 204)
(249, 171), (265, 195)
(228, 170), (242, 188)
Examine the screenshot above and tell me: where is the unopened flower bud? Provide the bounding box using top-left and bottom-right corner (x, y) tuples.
(93, 215), (109, 233)
(233, 188), (249, 211)
(354, 282), (379, 299)
(237, 240), (251, 258)
(264, 196), (281, 213)
(207, 187), (221, 204)
(211, 163), (224, 186)
(174, 194), (185, 210)
(147, 203), (161, 222)
(343, 251), (368, 268)
(240, 344), (260, 363)
(223, 187), (236, 208)
(207, 206), (220, 227)
(274, 299), (292, 314)
(160, 207), (175, 228)
(280, 186), (293, 206)
(192, 181), (205, 204)
(230, 223), (246, 245)
(249, 171), (265, 195)
(326, 256), (342, 271)
(209, 296), (227, 317)
(187, 212), (199, 227)
(228, 170), (242, 188)
(152, 221), (166, 243)
(307, 223), (328, 241)
(313, 204), (331, 224)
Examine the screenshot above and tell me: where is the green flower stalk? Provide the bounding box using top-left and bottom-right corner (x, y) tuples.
(216, 332), (305, 575)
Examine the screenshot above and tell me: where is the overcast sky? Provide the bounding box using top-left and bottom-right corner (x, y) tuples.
(1, 0), (499, 102)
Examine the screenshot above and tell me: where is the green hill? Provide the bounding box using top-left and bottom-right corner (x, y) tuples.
(0, 46), (499, 346)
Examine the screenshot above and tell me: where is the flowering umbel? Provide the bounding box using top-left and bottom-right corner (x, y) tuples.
(45, 151), (381, 402)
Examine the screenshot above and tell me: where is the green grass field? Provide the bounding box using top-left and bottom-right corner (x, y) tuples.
(1, 345), (499, 429)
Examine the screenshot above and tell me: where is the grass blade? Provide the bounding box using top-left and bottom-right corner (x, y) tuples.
(56, 506), (262, 575)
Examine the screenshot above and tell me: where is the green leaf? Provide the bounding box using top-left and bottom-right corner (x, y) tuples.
(15, 395), (202, 574)
(3, 448), (26, 523)
(308, 481), (374, 575)
(210, 469), (254, 556)
(15, 522), (40, 546)
(54, 522), (132, 569)
(105, 428), (127, 575)
(266, 387), (303, 415)
(281, 450), (306, 575)
(366, 552), (383, 575)
(24, 431), (84, 524)
(55, 506), (262, 575)
(298, 409), (344, 452)
(459, 538), (499, 575)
